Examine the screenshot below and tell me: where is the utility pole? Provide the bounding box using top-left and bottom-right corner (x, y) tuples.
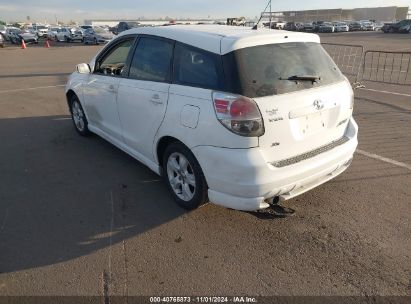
(269, 0), (272, 29)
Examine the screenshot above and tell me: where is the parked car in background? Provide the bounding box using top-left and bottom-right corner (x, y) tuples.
(34, 25), (49, 37)
(303, 22), (314, 32)
(381, 23), (394, 32)
(66, 25), (358, 211)
(0, 24), (6, 37)
(55, 27), (83, 42)
(318, 22), (335, 33)
(82, 27), (114, 44)
(334, 22), (349, 32)
(374, 22), (384, 31)
(362, 21), (376, 31)
(349, 22), (362, 31)
(55, 27), (71, 42)
(0, 33), (4, 48)
(263, 22), (285, 30)
(313, 21), (325, 32)
(112, 21), (141, 35)
(80, 25), (93, 31)
(295, 23), (305, 31)
(274, 22), (286, 29)
(3, 27), (20, 41)
(383, 19), (411, 33)
(8, 29), (38, 44)
(398, 24), (411, 33)
(46, 27), (61, 39)
(284, 22), (298, 31)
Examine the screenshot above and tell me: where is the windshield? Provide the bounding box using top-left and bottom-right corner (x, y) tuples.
(51, 28), (59, 31)
(222, 42), (344, 98)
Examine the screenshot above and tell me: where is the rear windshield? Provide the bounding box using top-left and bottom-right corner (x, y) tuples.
(222, 42), (344, 98)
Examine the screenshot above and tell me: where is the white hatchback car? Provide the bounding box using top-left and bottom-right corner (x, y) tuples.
(66, 25), (358, 211)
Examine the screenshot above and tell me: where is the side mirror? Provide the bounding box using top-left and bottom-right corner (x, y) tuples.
(76, 63), (91, 74)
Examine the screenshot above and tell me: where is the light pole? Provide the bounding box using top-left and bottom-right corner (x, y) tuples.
(269, 0), (273, 29)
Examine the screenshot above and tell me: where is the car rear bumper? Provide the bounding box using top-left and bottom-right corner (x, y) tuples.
(192, 118), (358, 211)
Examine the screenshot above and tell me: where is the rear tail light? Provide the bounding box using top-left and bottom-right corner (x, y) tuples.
(212, 92), (264, 137)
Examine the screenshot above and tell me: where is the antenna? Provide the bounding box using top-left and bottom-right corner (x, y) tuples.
(252, 0), (272, 30)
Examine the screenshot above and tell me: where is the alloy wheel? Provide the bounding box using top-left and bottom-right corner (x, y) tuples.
(166, 152), (196, 201)
(72, 101), (85, 132)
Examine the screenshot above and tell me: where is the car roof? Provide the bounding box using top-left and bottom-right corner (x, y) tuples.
(118, 25), (320, 55)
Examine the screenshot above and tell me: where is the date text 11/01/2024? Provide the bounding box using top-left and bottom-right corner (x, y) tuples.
(149, 296), (258, 303)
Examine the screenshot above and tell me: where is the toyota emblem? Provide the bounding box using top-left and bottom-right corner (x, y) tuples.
(314, 100), (324, 110)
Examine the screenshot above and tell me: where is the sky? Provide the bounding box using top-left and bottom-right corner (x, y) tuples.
(0, 0), (410, 22)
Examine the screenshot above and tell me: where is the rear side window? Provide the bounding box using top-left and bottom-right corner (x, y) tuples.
(129, 37), (174, 82)
(173, 43), (223, 90)
(223, 42), (345, 98)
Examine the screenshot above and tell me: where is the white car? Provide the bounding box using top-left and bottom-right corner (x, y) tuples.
(34, 25), (49, 37)
(55, 27), (83, 42)
(65, 26), (358, 211)
(334, 22), (349, 32)
(46, 27), (60, 39)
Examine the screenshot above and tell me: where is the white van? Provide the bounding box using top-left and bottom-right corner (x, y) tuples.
(66, 25), (358, 211)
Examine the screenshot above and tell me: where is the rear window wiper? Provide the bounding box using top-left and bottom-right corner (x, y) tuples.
(279, 75), (321, 82)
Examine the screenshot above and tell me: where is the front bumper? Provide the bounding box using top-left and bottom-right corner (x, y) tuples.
(192, 118), (358, 211)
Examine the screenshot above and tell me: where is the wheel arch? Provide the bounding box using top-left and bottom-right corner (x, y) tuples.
(156, 136), (183, 169)
(156, 135), (204, 168)
(66, 89), (77, 110)
(66, 89), (87, 119)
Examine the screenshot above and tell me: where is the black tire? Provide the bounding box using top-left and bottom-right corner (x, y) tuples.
(163, 142), (208, 210)
(69, 95), (91, 136)
(65, 36), (70, 43)
(94, 38), (99, 45)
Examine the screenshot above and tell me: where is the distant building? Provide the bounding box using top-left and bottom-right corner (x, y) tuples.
(83, 19), (218, 27)
(262, 6), (409, 23)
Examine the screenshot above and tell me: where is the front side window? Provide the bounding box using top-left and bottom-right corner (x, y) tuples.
(128, 37), (174, 82)
(95, 39), (134, 76)
(223, 42), (345, 98)
(173, 43), (223, 90)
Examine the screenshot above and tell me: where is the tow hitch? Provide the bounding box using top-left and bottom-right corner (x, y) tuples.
(255, 197), (296, 218)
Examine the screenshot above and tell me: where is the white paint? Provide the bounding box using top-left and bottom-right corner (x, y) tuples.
(359, 88), (411, 98)
(118, 25), (320, 54)
(0, 84), (65, 94)
(356, 149), (411, 171)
